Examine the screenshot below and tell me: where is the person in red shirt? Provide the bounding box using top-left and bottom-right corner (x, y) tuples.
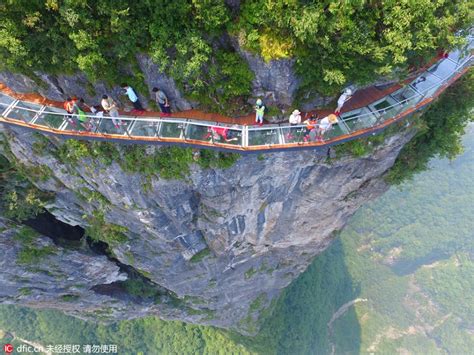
(63, 97), (77, 127)
(205, 126), (239, 143)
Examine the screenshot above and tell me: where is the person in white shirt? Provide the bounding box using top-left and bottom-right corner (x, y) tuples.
(101, 95), (123, 128)
(289, 109), (302, 125)
(317, 114), (338, 137)
(335, 88), (352, 114)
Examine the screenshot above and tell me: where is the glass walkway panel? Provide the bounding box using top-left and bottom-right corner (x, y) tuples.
(130, 119), (159, 137)
(323, 122), (350, 141)
(281, 125), (307, 144)
(6, 101), (42, 123)
(158, 121), (185, 139)
(248, 126), (280, 146)
(368, 95), (401, 124)
(428, 59), (459, 80)
(185, 122), (210, 142)
(35, 107), (67, 129)
(0, 92), (15, 111)
(341, 107), (377, 131)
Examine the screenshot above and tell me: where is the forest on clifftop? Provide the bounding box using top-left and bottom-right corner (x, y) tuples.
(0, 0), (472, 110)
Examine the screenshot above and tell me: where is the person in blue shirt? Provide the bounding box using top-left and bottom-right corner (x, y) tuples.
(121, 83), (144, 111)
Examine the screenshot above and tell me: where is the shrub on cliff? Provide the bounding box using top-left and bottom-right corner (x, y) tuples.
(0, 149), (52, 221)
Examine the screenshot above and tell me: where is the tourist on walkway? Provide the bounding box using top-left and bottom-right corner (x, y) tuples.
(73, 98), (93, 131)
(317, 114), (338, 137)
(87, 105), (105, 132)
(303, 115), (318, 142)
(121, 83), (144, 111)
(152, 87), (171, 115)
(255, 99), (265, 126)
(335, 88), (352, 114)
(63, 97), (77, 127)
(206, 126), (239, 143)
(289, 109), (302, 125)
(101, 94), (123, 128)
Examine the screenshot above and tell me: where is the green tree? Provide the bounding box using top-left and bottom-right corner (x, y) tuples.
(236, 0), (472, 97)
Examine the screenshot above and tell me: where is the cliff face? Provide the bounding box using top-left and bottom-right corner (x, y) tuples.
(0, 124), (415, 334)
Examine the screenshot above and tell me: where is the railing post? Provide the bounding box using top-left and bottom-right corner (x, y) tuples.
(277, 125), (285, 145)
(180, 121), (188, 140)
(31, 105), (46, 125)
(2, 99), (19, 118)
(154, 120), (162, 137)
(125, 118), (136, 136)
(123, 121), (132, 137)
(242, 125), (248, 148)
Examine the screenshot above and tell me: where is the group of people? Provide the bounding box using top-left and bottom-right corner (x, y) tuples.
(62, 84), (172, 131)
(62, 82), (353, 142)
(254, 88), (353, 142)
(122, 83), (172, 115)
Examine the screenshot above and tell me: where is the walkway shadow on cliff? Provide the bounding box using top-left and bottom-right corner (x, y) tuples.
(236, 238), (362, 355)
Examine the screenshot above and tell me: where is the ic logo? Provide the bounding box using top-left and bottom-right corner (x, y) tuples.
(3, 344), (13, 354)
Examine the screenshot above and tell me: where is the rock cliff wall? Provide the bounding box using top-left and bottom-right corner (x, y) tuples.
(0, 124), (415, 335)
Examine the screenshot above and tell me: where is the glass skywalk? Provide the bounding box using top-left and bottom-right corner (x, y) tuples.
(0, 36), (472, 152)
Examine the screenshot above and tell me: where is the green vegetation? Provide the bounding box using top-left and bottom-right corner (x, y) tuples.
(60, 294), (80, 302)
(189, 248), (211, 263)
(0, 146), (52, 221)
(196, 150), (240, 170)
(13, 227), (57, 265)
(244, 267), (257, 280)
(324, 126), (474, 353)
(84, 210), (128, 246)
(387, 71), (474, 184)
(0, 306), (251, 355)
(75, 188), (110, 209)
(334, 130), (389, 158)
(18, 287), (32, 296)
(118, 145), (193, 180)
(16, 245), (56, 264)
(14, 226), (40, 243)
(249, 294), (267, 314)
(47, 137), (240, 180)
(121, 278), (161, 302)
(1, 1), (470, 111)
(55, 140), (120, 167)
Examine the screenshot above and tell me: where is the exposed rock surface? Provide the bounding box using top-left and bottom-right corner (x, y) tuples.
(0, 217), (128, 315)
(135, 54), (194, 111)
(0, 123), (415, 334)
(230, 38), (300, 108)
(0, 217), (221, 325)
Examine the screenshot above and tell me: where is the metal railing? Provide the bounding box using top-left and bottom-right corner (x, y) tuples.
(0, 37), (472, 152)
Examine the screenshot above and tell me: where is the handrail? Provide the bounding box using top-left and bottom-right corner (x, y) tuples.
(0, 39), (472, 152)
